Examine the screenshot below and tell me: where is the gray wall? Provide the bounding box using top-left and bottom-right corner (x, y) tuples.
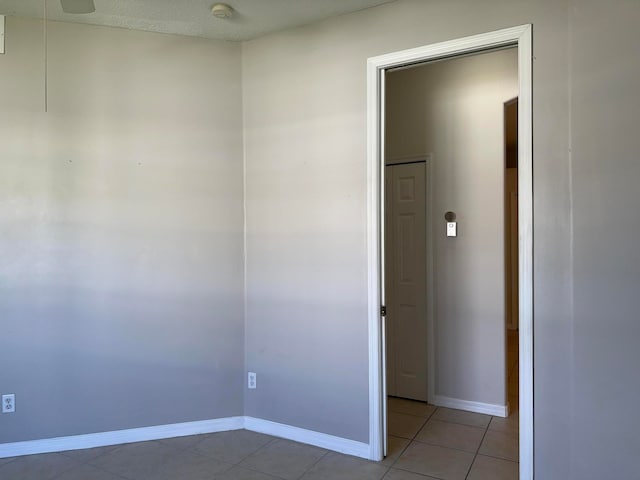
(241, 0), (573, 474)
(0, 17), (245, 443)
(570, 1), (640, 478)
(386, 49), (518, 408)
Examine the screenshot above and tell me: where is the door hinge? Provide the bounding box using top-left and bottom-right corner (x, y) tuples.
(380, 305), (387, 316)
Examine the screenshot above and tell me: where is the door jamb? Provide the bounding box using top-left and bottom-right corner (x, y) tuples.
(366, 25), (533, 480)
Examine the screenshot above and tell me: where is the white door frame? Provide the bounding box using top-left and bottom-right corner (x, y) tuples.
(366, 25), (533, 480)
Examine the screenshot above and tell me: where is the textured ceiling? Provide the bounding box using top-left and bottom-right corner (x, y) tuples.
(0, 0), (396, 41)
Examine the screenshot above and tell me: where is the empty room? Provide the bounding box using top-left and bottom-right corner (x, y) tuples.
(1, 1), (639, 480)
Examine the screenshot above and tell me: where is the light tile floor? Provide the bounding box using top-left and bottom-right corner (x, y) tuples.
(384, 330), (520, 480)
(0, 333), (519, 480)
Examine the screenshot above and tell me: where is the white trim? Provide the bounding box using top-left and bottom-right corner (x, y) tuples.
(366, 58), (384, 463)
(516, 24), (534, 480)
(244, 417), (370, 458)
(0, 417), (244, 459)
(0, 15), (5, 54)
(370, 25), (531, 70)
(424, 155), (436, 408)
(0, 416), (371, 461)
(366, 25), (534, 479)
(379, 68), (388, 458)
(431, 395), (509, 418)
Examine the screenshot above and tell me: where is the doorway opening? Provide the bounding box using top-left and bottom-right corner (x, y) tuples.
(384, 46), (519, 477)
(504, 96), (520, 425)
(367, 25), (533, 480)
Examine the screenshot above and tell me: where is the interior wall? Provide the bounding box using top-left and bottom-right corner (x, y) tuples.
(2, 1), (638, 477)
(0, 17), (245, 443)
(569, 1), (640, 478)
(242, 1), (572, 470)
(385, 48), (518, 408)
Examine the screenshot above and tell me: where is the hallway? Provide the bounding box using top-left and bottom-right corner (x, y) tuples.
(385, 330), (520, 479)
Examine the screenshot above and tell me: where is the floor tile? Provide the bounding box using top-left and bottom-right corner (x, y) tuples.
(60, 445), (121, 463)
(432, 408), (491, 429)
(388, 412), (427, 439)
(415, 419), (485, 453)
(383, 468), (439, 479)
(466, 454), (519, 480)
(191, 430), (275, 464)
(300, 452), (388, 480)
(394, 442), (474, 480)
(489, 412), (519, 436)
(90, 440), (232, 480)
(87, 440), (172, 470)
(50, 464), (126, 480)
(380, 436), (410, 466)
(0, 452), (78, 480)
(240, 439), (326, 480)
(213, 465), (282, 480)
(478, 430), (519, 462)
(153, 453), (233, 480)
(388, 398), (436, 418)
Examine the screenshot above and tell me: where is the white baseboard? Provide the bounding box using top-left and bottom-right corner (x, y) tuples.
(0, 416), (244, 459)
(431, 395), (508, 417)
(244, 417), (370, 459)
(0, 416), (370, 461)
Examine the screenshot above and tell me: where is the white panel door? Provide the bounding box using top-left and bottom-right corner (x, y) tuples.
(385, 162), (427, 401)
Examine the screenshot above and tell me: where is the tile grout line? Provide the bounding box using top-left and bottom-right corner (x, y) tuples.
(292, 450), (332, 480)
(85, 443), (159, 480)
(226, 434), (279, 469)
(92, 464), (134, 480)
(385, 406), (444, 478)
(237, 462), (290, 480)
(56, 443), (135, 480)
(464, 417), (492, 480)
(388, 410), (437, 420)
(473, 452), (520, 463)
(394, 404), (438, 442)
(409, 437), (488, 456)
(235, 437), (328, 480)
(55, 452), (133, 480)
(390, 464), (446, 480)
(30, 456), (79, 480)
(236, 434), (280, 463)
(0, 458), (18, 469)
(81, 446), (134, 480)
(384, 438), (415, 471)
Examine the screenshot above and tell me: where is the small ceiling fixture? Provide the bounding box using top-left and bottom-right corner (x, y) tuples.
(60, 0), (96, 14)
(211, 3), (234, 19)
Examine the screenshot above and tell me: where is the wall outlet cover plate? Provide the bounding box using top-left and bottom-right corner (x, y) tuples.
(2, 394), (15, 413)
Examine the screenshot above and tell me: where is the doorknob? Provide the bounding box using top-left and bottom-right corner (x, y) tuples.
(445, 211), (457, 237)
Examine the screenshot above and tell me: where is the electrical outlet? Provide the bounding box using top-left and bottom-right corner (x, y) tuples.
(248, 372), (257, 389)
(2, 394), (15, 413)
